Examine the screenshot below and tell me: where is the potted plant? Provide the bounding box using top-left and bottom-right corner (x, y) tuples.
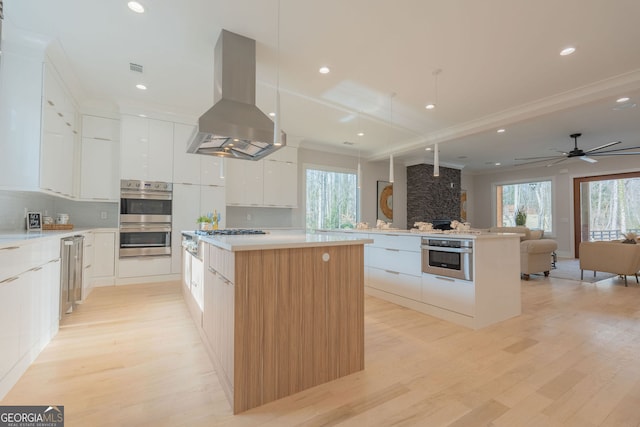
(515, 207), (527, 226)
(197, 215), (212, 230)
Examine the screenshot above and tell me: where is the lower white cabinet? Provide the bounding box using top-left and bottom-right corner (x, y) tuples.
(421, 274), (475, 316)
(367, 267), (422, 302)
(118, 256), (172, 279)
(0, 240), (60, 399)
(91, 231), (117, 286)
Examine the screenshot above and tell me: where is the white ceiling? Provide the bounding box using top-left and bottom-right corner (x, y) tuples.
(7, 0), (640, 172)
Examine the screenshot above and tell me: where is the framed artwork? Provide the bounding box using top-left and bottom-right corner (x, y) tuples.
(27, 211), (42, 231)
(377, 181), (393, 222)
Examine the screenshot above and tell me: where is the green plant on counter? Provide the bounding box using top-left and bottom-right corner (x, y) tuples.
(196, 215), (212, 224)
(515, 207), (527, 226)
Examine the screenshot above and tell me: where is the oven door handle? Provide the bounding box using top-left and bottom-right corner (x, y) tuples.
(421, 245), (473, 254)
(120, 225), (172, 233)
(120, 190), (172, 200)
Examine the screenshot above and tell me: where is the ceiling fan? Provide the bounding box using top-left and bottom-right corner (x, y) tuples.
(515, 133), (640, 167)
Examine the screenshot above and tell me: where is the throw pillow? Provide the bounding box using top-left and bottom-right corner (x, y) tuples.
(529, 229), (544, 240)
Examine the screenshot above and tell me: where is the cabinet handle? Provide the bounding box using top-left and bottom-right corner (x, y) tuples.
(85, 264), (92, 269)
(384, 270), (400, 275)
(0, 276), (19, 284)
(47, 100), (55, 106)
(207, 266), (217, 275)
(30, 266), (43, 272)
(93, 137), (111, 141)
(435, 276), (455, 282)
(57, 112), (64, 117)
(48, 259), (60, 264)
(0, 246), (20, 251)
(385, 248), (400, 252)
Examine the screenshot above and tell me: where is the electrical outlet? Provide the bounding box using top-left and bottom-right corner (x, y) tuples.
(100, 211), (108, 220)
(247, 213), (252, 221)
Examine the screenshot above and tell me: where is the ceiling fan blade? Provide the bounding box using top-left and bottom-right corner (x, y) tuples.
(588, 145), (640, 154)
(589, 151), (640, 156)
(580, 156), (598, 163)
(584, 140), (621, 153)
(514, 155), (565, 161)
(545, 157), (568, 167)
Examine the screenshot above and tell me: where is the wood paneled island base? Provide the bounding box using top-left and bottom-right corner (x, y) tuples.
(187, 233), (370, 414)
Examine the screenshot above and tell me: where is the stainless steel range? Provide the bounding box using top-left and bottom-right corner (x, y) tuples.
(120, 180), (172, 258)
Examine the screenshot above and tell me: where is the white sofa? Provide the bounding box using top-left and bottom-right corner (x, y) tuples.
(579, 241), (640, 286)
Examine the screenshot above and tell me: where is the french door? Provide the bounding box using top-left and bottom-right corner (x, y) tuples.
(573, 171), (640, 257)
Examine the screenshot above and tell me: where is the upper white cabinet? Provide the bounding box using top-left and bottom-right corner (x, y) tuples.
(120, 115), (173, 182)
(80, 115), (120, 201)
(173, 123), (225, 187)
(225, 159), (264, 206)
(39, 63), (79, 198)
(225, 146), (297, 208)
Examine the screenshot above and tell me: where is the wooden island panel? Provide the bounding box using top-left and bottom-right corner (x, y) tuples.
(232, 244), (364, 413)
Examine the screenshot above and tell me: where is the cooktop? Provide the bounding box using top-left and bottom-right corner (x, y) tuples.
(194, 229), (267, 236)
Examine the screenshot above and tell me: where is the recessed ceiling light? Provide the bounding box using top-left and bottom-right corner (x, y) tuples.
(495, 162), (501, 166)
(357, 132), (364, 137)
(497, 128), (506, 133)
(616, 97), (630, 103)
(127, 1), (145, 13)
(269, 112), (276, 117)
(135, 84), (147, 90)
(560, 46), (576, 56)
(425, 103), (435, 110)
(425, 147), (432, 151)
(319, 66), (330, 74)
(138, 114), (147, 118)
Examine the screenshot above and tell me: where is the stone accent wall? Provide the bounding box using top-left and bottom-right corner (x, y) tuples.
(406, 164), (461, 228)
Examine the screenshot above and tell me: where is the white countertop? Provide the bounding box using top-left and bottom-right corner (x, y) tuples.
(197, 232), (373, 252)
(0, 228), (117, 248)
(320, 228), (521, 240)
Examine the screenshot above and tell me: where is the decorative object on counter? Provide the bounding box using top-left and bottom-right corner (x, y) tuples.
(515, 206), (527, 226)
(26, 211), (42, 231)
(197, 215), (213, 230)
(449, 220), (471, 232)
(43, 216), (54, 225)
(56, 213), (70, 225)
(377, 180), (393, 222)
(356, 222), (369, 230)
(414, 222), (433, 231)
(376, 219), (391, 229)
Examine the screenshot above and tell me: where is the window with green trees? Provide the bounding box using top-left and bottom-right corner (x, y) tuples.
(496, 180), (552, 232)
(306, 167), (357, 230)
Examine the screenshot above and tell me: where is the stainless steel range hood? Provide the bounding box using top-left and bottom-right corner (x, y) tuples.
(186, 29), (286, 160)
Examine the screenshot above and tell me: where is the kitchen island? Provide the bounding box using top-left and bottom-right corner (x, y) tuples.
(182, 231), (372, 414)
(323, 229), (522, 330)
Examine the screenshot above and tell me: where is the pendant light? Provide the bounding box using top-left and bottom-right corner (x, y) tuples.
(389, 93), (396, 183)
(219, 157), (225, 179)
(433, 143), (440, 177)
(425, 68), (442, 110)
(357, 154), (362, 189)
(273, 0), (282, 146)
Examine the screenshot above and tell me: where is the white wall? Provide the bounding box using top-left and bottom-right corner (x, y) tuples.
(470, 155), (640, 257)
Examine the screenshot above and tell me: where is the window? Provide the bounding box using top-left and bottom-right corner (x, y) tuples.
(306, 167), (358, 230)
(496, 180), (552, 232)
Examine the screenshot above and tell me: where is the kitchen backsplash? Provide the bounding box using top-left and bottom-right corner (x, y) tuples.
(226, 206), (296, 229)
(0, 190), (118, 231)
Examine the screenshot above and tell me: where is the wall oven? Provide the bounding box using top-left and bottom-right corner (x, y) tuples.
(120, 180), (172, 258)
(421, 237), (473, 281)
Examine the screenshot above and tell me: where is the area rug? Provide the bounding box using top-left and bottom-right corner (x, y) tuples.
(536, 258), (617, 283)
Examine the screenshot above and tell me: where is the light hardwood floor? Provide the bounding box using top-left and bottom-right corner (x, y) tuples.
(3, 276), (640, 426)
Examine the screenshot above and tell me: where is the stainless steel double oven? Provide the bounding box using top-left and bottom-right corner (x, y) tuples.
(119, 180), (172, 258)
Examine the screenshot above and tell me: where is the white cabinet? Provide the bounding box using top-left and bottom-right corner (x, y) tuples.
(263, 158), (297, 207)
(226, 146), (298, 207)
(92, 231), (116, 280)
(0, 239), (60, 399)
(39, 63), (79, 198)
(118, 257), (172, 279)
(366, 233), (422, 301)
(173, 122), (225, 187)
(80, 116), (120, 201)
(421, 274), (475, 317)
(225, 159), (263, 206)
(120, 115), (174, 182)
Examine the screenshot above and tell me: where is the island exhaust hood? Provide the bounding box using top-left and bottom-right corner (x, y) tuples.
(186, 29), (286, 160)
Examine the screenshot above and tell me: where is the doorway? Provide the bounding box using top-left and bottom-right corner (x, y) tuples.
(573, 171), (640, 257)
